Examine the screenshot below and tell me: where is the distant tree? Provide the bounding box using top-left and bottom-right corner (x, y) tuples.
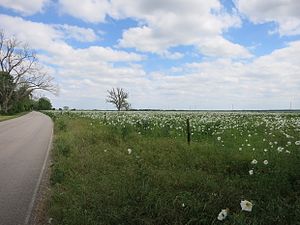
(63, 106), (69, 111)
(106, 87), (130, 111)
(0, 30), (57, 114)
(38, 97), (52, 110)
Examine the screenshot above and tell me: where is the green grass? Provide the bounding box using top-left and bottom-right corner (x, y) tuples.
(47, 112), (300, 225)
(0, 112), (28, 122)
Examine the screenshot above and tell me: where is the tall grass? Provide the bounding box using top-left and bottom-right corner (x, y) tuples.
(47, 112), (300, 225)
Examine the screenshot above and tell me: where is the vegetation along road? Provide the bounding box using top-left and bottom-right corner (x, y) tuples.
(0, 111), (52, 225)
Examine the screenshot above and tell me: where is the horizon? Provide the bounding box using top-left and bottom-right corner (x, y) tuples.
(0, 0), (299, 110)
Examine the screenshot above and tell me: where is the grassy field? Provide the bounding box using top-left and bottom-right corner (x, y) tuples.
(0, 112), (28, 122)
(46, 111), (300, 225)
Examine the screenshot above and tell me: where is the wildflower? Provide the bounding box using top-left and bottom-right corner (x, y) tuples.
(240, 200), (253, 212)
(285, 150), (291, 154)
(182, 203), (185, 208)
(295, 141), (300, 146)
(239, 147), (242, 151)
(127, 148), (132, 154)
(264, 149), (268, 152)
(263, 160), (268, 165)
(287, 141), (291, 145)
(251, 159), (258, 165)
(217, 208), (229, 221)
(277, 147), (284, 152)
(217, 137), (221, 141)
(249, 169), (254, 175)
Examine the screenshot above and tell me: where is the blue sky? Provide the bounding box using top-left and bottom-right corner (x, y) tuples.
(0, 0), (299, 110)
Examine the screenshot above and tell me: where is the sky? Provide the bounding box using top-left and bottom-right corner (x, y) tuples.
(0, 0), (299, 110)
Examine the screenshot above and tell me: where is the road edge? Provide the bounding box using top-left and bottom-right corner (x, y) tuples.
(24, 117), (54, 225)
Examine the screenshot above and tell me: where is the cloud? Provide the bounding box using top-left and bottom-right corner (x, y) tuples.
(53, 24), (98, 42)
(56, 0), (250, 58)
(113, 0), (250, 58)
(0, 0), (48, 15)
(0, 14), (143, 61)
(236, 0), (300, 36)
(58, 0), (110, 23)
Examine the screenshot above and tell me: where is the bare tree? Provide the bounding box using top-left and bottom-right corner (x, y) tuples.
(106, 87), (130, 111)
(0, 30), (57, 113)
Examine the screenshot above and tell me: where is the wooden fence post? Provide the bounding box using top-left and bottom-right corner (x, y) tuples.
(187, 118), (191, 145)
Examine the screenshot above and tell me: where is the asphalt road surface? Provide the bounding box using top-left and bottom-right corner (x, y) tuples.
(0, 112), (53, 225)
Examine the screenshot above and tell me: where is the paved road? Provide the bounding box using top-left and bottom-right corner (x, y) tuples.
(0, 112), (53, 225)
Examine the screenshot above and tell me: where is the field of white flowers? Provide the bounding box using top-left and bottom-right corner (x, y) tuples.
(47, 111), (300, 225)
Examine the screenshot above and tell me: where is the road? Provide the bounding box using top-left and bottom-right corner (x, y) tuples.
(0, 111), (53, 225)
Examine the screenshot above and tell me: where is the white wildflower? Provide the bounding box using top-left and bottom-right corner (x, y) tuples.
(127, 148), (132, 154)
(217, 208), (229, 221)
(240, 200), (253, 212)
(277, 147), (284, 152)
(263, 160), (268, 165)
(249, 169), (254, 175)
(295, 141), (300, 146)
(251, 159), (258, 165)
(217, 137), (221, 141)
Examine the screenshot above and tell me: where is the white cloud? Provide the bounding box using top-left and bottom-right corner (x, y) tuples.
(58, 0), (110, 23)
(56, 0), (250, 58)
(0, 14), (142, 62)
(113, 0), (250, 58)
(53, 24), (98, 42)
(236, 0), (300, 36)
(0, 0), (48, 15)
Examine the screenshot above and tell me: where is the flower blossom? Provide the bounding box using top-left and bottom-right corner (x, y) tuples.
(251, 159), (258, 165)
(240, 200), (253, 212)
(217, 208), (229, 221)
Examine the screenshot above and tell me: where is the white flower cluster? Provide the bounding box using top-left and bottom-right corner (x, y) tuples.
(217, 200), (253, 221)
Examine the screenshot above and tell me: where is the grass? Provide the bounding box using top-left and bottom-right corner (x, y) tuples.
(47, 112), (300, 225)
(0, 112), (28, 122)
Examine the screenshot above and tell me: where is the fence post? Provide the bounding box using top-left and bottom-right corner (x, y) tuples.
(186, 118), (191, 145)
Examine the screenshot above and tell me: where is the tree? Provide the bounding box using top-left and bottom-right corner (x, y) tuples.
(106, 87), (130, 111)
(0, 31), (56, 114)
(38, 97), (52, 110)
